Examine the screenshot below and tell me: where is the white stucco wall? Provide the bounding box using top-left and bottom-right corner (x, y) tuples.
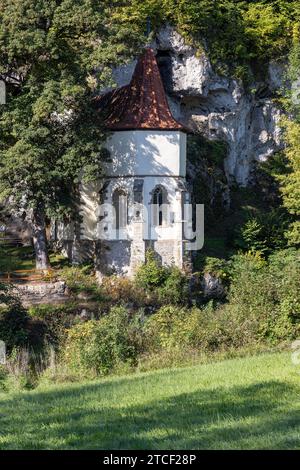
(104, 130), (186, 177)
(55, 128), (190, 272)
(143, 176), (184, 241)
(94, 176), (185, 241)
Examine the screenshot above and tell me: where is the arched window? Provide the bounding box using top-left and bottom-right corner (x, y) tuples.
(112, 188), (128, 231)
(152, 186), (168, 227)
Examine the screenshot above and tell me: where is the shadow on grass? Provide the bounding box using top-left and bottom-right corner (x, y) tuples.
(1, 372), (299, 450)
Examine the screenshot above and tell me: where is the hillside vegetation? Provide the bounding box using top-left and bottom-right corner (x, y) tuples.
(113, 0), (299, 81)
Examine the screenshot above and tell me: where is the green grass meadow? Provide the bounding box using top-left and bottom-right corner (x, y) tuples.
(0, 245), (68, 272)
(0, 352), (299, 450)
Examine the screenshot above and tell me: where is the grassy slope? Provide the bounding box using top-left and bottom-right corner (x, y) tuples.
(0, 352), (300, 450)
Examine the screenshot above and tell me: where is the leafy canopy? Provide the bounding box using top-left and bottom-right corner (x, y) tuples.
(112, 0), (299, 81)
(277, 24), (300, 245)
(0, 0), (143, 219)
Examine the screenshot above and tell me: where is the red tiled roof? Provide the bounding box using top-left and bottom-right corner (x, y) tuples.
(95, 48), (187, 132)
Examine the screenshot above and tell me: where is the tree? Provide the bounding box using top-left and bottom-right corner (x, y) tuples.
(0, 0), (142, 268)
(277, 23), (300, 245)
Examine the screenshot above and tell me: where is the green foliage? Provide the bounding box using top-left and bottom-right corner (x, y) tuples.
(28, 302), (81, 348)
(187, 134), (228, 224)
(145, 249), (300, 356)
(0, 0), (143, 265)
(224, 249), (300, 343)
(145, 305), (189, 351)
(2, 249), (300, 382)
(235, 209), (289, 254)
(0, 246), (35, 272)
(0, 291), (29, 351)
(277, 118), (300, 244)
(275, 28), (300, 245)
(113, 0), (299, 81)
(135, 249), (189, 305)
(157, 267), (189, 305)
(64, 306), (145, 376)
(144, 303), (230, 354)
(194, 255), (229, 279)
(135, 250), (168, 289)
(187, 134), (228, 169)
(101, 275), (149, 308)
(59, 265), (103, 300)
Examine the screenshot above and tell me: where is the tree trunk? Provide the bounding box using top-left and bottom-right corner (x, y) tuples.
(32, 208), (50, 270)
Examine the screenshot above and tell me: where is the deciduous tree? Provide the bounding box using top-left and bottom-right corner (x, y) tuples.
(0, 0), (141, 268)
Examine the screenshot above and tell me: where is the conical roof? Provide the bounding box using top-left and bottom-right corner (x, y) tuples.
(95, 48), (187, 132)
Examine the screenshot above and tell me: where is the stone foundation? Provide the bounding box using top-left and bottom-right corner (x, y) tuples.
(96, 240), (132, 277)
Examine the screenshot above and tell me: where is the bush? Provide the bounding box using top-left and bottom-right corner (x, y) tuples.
(145, 303), (232, 354)
(135, 250), (190, 306)
(101, 276), (148, 308)
(194, 255), (230, 284)
(64, 306), (145, 376)
(28, 303), (82, 348)
(59, 265), (103, 300)
(135, 250), (168, 290)
(145, 249), (300, 357)
(145, 305), (189, 352)
(223, 249), (300, 344)
(0, 288), (29, 352)
(157, 267), (190, 305)
(235, 210), (289, 255)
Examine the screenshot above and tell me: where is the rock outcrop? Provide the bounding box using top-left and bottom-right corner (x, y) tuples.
(111, 25), (285, 187)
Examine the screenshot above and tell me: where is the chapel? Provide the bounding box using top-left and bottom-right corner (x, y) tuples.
(54, 48), (192, 277)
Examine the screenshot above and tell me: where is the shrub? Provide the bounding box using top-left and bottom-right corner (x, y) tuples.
(223, 249), (300, 344)
(28, 302), (82, 348)
(101, 276), (148, 308)
(145, 303), (232, 354)
(145, 305), (188, 351)
(0, 291), (29, 352)
(145, 249), (300, 357)
(235, 210), (289, 255)
(64, 306), (145, 376)
(193, 255), (230, 287)
(135, 250), (190, 306)
(157, 267), (190, 305)
(59, 265), (103, 300)
(135, 249), (168, 290)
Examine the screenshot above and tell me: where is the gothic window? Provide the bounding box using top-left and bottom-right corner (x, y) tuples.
(152, 185), (168, 227)
(112, 188), (128, 231)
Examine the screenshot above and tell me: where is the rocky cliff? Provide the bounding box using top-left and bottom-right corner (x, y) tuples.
(112, 25), (285, 188)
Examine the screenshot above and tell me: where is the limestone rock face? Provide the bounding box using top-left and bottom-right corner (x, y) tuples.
(155, 26), (284, 186)
(201, 272), (224, 299)
(111, 25), (285, 187)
